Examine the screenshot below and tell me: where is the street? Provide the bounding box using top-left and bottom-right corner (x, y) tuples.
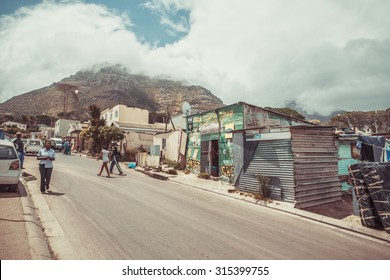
(23, 154), (390, 260)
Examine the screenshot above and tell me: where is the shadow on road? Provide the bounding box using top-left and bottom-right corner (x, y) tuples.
(44, 190), (65, 196)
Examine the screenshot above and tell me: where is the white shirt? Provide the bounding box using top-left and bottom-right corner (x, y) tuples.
(37, 148), (56, 168)
(102, 149), (110, 163)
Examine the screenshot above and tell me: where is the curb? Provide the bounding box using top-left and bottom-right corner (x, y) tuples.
(19, 179), (52, 260)
(135, 168), (169, 180)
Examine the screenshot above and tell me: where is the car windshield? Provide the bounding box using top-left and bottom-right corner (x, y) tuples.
(29, 140), (41, 145)
(0, 145), (17, 159)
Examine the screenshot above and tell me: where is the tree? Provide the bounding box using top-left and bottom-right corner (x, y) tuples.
(80, 104), (124, 154)
(55, 83), (78, 119)
(98, 126), (125, 148)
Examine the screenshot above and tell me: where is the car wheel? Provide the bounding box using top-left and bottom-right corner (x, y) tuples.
(8, 183), (18, 192)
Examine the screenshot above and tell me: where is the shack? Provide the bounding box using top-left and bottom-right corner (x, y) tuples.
(234, 126), (341, 208)
(185, 102), (313, 181)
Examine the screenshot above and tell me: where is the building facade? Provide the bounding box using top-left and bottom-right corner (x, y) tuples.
(54, 119), (80, 138)
(2, 121), (27, 131)
(100, 105), (149, 126)
(185, 102), (313, 181)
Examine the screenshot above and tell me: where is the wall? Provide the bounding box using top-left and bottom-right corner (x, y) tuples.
(54, 119), (79, 138)
(244, 105), (294, 128)
(235, 126), (341, 208)
(291, 126), (341, 208)
(186, 104), (244, 177)
(337, 140), (359, 191)
(235, 128), (294, 202)
(124, 132), (154, 151)
(119, 105), (148, 124)
(153, 130), (188, 163)
(2, 122), (27, 131)
(101, 105), (149, 126)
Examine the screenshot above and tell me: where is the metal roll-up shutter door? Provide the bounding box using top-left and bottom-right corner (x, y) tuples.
(237, 139), (295, 202)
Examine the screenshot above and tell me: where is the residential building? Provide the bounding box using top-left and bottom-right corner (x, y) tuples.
(100, 105), (149, 126)
(66, 121), (90, 151)
(2, 121), (27, 131)
(153, 130), (188, 165)
(112, 121), (173, 152)
(54, 119), (79, 138)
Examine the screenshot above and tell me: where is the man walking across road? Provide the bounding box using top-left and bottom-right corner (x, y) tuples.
(109, 146), (125, 175)
(13, 131), (25, 169)
(37, 140), (56, 193)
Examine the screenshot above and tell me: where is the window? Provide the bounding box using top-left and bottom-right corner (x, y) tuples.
(0, 146), (17, 159)
(115, 110), (119, 118)
(162, 139), (166, 149)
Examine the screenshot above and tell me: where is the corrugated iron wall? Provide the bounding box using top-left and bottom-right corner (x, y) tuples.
(337, 141), (359, 191)
(237, 139), (295, 202)
(233, 132), (244, 183)
(291, 127), (341, 208)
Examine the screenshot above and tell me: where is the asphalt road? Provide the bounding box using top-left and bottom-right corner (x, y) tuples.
(23, 154), (390, 260)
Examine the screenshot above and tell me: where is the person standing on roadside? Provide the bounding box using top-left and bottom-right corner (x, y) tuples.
(13, 131), (25, 169)
(109, 146), (124, 175)
(37, 140), (56, 193)
(63, 139), (68, 155)
(97, 146), (111, 177)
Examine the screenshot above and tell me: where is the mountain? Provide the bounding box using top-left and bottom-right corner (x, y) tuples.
(0, 65), (224, 120)
(283, 100), (344, 123)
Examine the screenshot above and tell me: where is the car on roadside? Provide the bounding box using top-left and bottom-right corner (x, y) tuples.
(25, 139), (43, 155)
(0, 139), (21, 192)
(50, 137), (63, 151)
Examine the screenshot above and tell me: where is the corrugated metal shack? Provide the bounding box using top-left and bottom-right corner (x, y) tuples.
(234, 126), (342, 208)
(186, 102), (313, 181)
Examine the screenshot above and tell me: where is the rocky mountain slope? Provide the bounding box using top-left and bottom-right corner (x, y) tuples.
(0, 65), (224, 120)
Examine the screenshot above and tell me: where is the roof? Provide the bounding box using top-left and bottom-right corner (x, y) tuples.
(186, 101), (315, 125)
(232, 125), (332, 133)
(112, 121), (173, 134)
(0, 139), (15, 147)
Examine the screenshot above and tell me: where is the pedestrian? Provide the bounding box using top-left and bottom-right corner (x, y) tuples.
(37, 140), (56, 193)
(66, 140), (72, 155)
(13, 131), (25, 169)
(109, 146), (124, 175)
(63, 140), (68, 155)
(97, 146), (111, 177)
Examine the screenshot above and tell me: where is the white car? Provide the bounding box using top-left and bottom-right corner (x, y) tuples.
(50, 137), (63, 151)
(25, 139), (43, 155)
(0, 139), (21, 192)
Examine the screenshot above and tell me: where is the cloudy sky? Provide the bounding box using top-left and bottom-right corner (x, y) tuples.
(0, 0), (389, 116)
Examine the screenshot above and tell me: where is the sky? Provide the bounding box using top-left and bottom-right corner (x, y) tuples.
(0, 0), (389, 116)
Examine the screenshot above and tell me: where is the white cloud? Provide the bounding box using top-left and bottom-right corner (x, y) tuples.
(1, 0), (390, 116)
(142, 0), (191, 36)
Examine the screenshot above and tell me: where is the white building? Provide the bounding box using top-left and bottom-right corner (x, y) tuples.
(100, 105), (149, 126)
(54, 119), (80, 138)
(153, 130), (188, 163)
(2, 121), (27, 131)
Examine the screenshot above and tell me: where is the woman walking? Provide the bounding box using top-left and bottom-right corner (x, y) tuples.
(37, 140), (56, 193)
(97, 146), (110, 177)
